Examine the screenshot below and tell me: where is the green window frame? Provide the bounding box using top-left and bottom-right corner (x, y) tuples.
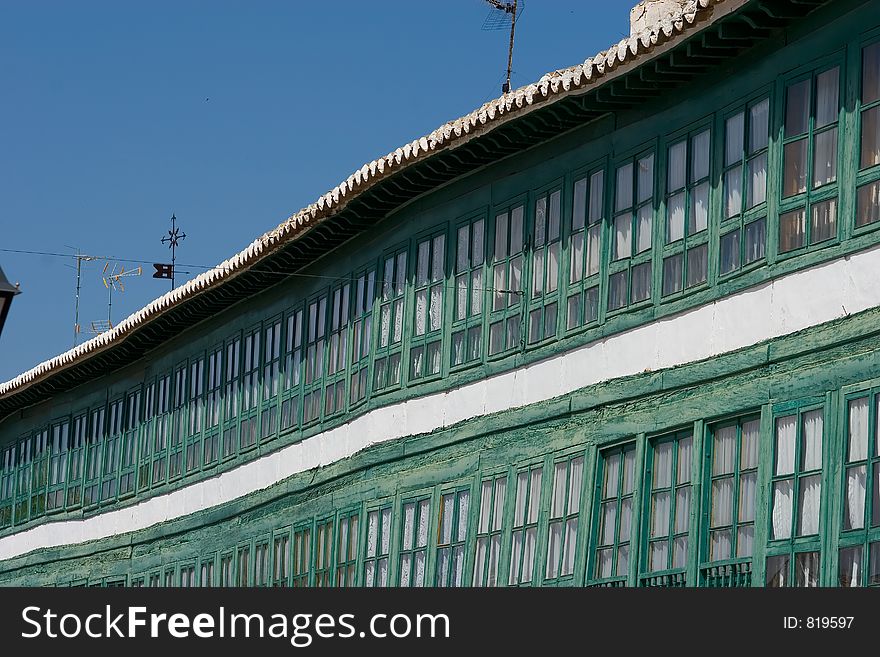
(83, 406), (105, 507)
(398, 496), (431, 587)
(766, 402), (825, 587)
(473, 472), (507, 587)
(67, 412), (87, 507)
(856, 39), (880, 229)
(778, 60), (842, 254)
(566, 166), (604, 331)
(314, 516), (334, 587)
(272, 528), (291, 587)
(349, 268), (375, 407)
(118, 387), (140, 497)
(527, 187), (562, 345)
(185, 357), (205, 473)
(545, 453), (584, 582)
(450, 213), (486, 369)
(292, 522), (312, 587)
(221, 335), (241, 460)
(374, 247), (407, 392)
(0, 445), (15, 528)
(239, 328), (261, 449)
(280, 307), (304, 432)
(838, 389), (880, 586)
(363, 503), (392, 587)
(30, 428), (49, 518)
(720, 96), (770, 277)
(254, 538), (270, 587)
(488, 202), (525, 357)
(410, 231), (446, 382)
(435, 486), (470, 587)
(203, 347), (222, 465)
(302, 293), (328, 424)
(324, 283), (350, 417)
(46, 418), (69, 511)
(260, 318), (282, 440)
(167, 365), (186, 480)
(609, 151), (654, 311)
(100, 397), (123, 502)
(335, 508), (360, 586)
(508, 463), (543, 586)
(705, 415), (760, 565)
(642, 430), (693, 583)
(591, 442), (637, 585)
(661, 126), (711, 297)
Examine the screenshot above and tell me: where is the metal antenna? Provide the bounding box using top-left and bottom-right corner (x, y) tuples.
(482, 0), (523, 94)
(66, 248), (101, 348)
(160, 213), (186, 290)
(91, 261), (141, 335)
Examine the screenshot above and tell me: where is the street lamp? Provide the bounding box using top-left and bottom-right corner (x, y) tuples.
(0, 265), (21, 340)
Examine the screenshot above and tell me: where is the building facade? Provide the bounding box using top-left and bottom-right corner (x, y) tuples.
(1, 0), (880, 588)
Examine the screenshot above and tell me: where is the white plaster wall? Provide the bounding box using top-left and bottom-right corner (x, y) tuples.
(2, 245), (880, 561)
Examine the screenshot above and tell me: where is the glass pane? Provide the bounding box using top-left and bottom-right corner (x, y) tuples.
(848, 397), (869, 462)
(865, 42), (880, 104)
(725, 113), (744, 167)
(744, 218), (766, 264)
(725, 167), (742, 218)
(662, 254), (682, 297)
(689, 182), (709, 234)
(711, 477), (733, 528)
(710, 530), (731, 561)
(815, 67), (839, 129)
(677, 436), (692, 484)
(622, 449), (635, 494)
(749, 98), (770, 153)
(631, 262), (651, 303)
(844, 465), (866, 531)
(861, 106), (880, 170)
(795, 551), (820, 588)
(667, 192), (685, 243)
(572, 178), (587, 231)
(785, 79), (810, 137)
(720, 230), (740, 275)
(766, 554), (789, 587)
(590, 170), (604, 222)
(871, 543), (880, 585)
(686, 244), (707, 288)
(739, 472), (756, 522)
(801, 409), (823, 470)
(783, 139), (807, 197)
(614, 214), (631, 260)
(653, 442), (673, 488)
(713, 426), (736, 475)
(747, 153), (767, 207)
(779, 208), (806, 253)
(637, 154), (654, 203)
(616, 163), (633, 212)
(603, 452), (620, 497)
(608, 271), (627, 311)
(636, 205), (652, 253)
(742, 419), (760, 469)
(797, 474), (821, 536)
(651, 491), (670, 538)
(691, 130), (710, 181)
(812, 127), (837, 188)
(857, 180), (880, 227)
(668, 141), (687, 191)
(839, 546), (862, 587)
(772, 479), (794, 540)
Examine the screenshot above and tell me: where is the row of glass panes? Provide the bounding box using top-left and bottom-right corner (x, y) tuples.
(5, 42), (880, 532)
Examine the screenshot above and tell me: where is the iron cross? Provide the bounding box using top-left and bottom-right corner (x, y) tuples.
(160, 213), (186, 290)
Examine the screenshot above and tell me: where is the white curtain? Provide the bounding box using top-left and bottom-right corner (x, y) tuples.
(802, 410), (823, 470)
(815, 67), (839, 128)
(654, 442), (673, 488)
(479, 481), (492, 534)
(402, 502), (415, 550)
(652, 491), (670, 538)
(586, 225), (600, 276)
(509, 206), (524, 253)
(691, 130), (710, 181)
(725, 167), (742, 218)
(714, 425), (737, 475)
(572, 178), (587, 230)
(749, 98), (770, 152)
(366, 510), (378, 558)
(380, 508), (391, 554)
(678, 436), (693, 484)
(589, 170), (604, 221)
(673, 536), (688, 569)
(748, 153), (767, 207)
(650, 541), (668, 571)
(623, 449), (635, 494)
(604, 452), (620, 498)
(600, 503), (617, 546)
(414, 551), (426, 587)
(742, 419), (760, 469)
(839, 547), (861, 587)
(546, 522), (562, 579)
(845, 465), (866, 530)
(726, 112), (744, 166)
(668, 141), (687, 191)
(522, 526), (536, 583)
(619, 498), (632, 542)
(667, 193), (686, 242)
(528, 469), (542, 524)
(562, 518), (577, 576)
(617, 545), (629, 577)
(711, 530), (731, 561)
(849, 397), (869, 461)
(570, 233), (584, 283)
(568, 457), (583, 511)
(514, 471), (528, 526)
(737, 526), (754, 558)
(813, 128), (838, 187)
(772, 479), (794, 539)
(597, 549), (613, 579)
(775, 415), (797, 475)
(547, 243), (559, 293)
(637, 154), (654, 203)
(739, 472), (757, 522)
(414, 289), (427, 336)
(674, 487), (690, 533)
(614, 214), (631, 259)
(712, 478), (734, 527)
(616, 163), (633, 212)
(636, 205), (652, 253)
(552, 464), (567, 518)
(798, 474), (821, 536)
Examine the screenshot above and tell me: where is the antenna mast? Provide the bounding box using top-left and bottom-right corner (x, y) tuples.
(483, 0), (521, 94)
(69, 249), (100, 348)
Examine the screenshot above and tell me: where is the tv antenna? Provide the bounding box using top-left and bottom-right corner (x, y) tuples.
(482, 0), (523, 94)
(90, 261), (141, 335)
(66, 248), (103, 348)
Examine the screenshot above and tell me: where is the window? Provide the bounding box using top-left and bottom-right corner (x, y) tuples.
(349, 269), (375, 405)
(435, 488), (469, 587)
(185, 357), (204, 472)
(220, 553), (234, 587)
(645, 431), (692, 574)
(451, 215), (486, 368)
(292, 524), (312, 587)
(236, 545), (250, 586)
(609, 153), (654, 310)
(221, 337), (241, 459)
(838, 391), (880, 586)
(508, 464), (543, 586)
(857, 42), (880, 228)
(567, 169), (604, 330)
(118, 389), (139, 496)
(261, 319), (282, 438)
(374, 249), (407, 391)
(273, 531), (290, 587)
(720, 98), (769, 275)
(303, 295), (327, 423)
(254, 540), (270, 587)
(662, 129), (710, 295)
(83, 407), (105, 506)
(593, 443), (636, 583)
(0, 446), (15, 527)
(335, 510), (359, 586)
(707, 416), (760, 561)
(527, 189), (561, 345)
(325, 284), (350, 416)
(179, 565), (196, 588)
(766, 551), (820, 587)
(200, 560), (214, 587)
(47, 420), (69, 510)
(101, 399), (122, 501)
(779, 65), (840, 253)
(411, 233), (446, 380)
(30, 429), (48, 517)
(488, 204), (524, 356)
(168, 366), (186, 479)
(546, 455), (583, 581)
(770, 408), (823, 540)
(314, 518), (334, 587)
(204, 347), (222, 465)
(13, 436), (32, 523)
(239, 330), (261, 448)
(473, 473), (506, 586)
(363, 505), (392, 587)
(280, 309), (303, 431)
(398, 497), (430, 587)
(67, 413), (86, 506)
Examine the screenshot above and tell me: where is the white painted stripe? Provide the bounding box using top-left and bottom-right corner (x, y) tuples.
(2, 245), (879, 561)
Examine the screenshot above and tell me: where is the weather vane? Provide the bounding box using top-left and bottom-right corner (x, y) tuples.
(155, 213), (186, 290)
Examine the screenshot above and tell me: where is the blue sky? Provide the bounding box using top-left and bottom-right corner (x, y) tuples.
(0, 0), (630, 381)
